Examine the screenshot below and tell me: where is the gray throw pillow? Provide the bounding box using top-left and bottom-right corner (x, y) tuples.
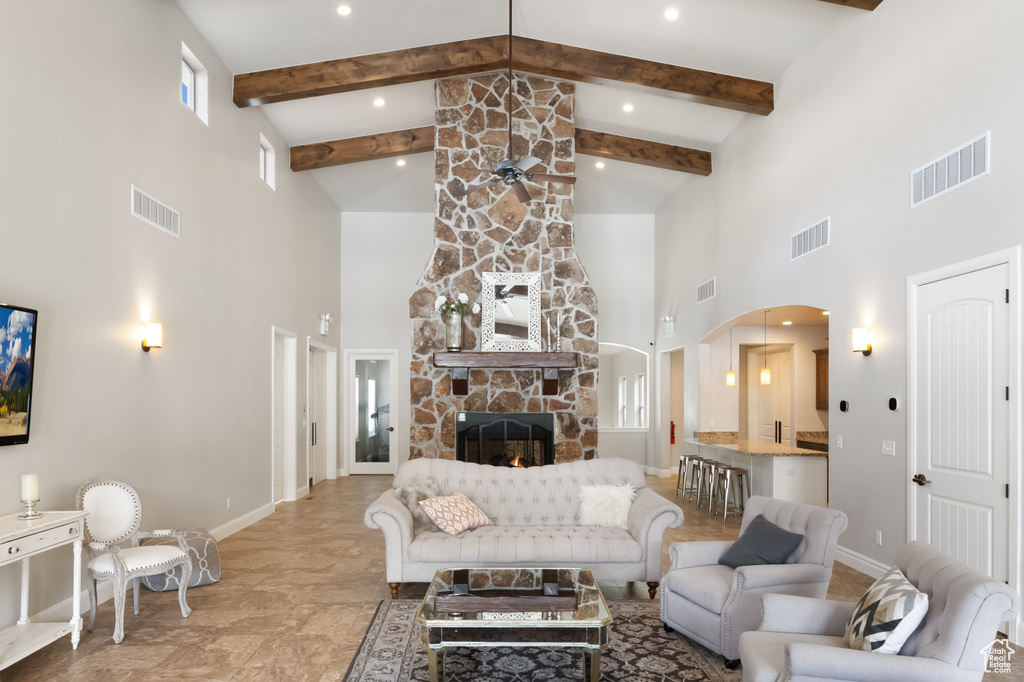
(718, 514), (804, 568)
(397, 478), (442, 534)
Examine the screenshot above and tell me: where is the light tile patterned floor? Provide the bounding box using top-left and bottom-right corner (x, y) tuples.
(3, 474), (1020, 680)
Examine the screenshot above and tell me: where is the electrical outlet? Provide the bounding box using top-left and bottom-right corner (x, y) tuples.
(836, 435), (843, 449)
(882, 440), (896, 456)
(875, 530), (882, 546)
(226, 498), (231, 510)
(709, 419), (715, 427)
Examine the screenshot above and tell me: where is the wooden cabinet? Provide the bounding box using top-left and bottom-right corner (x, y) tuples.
(813, 349), (828, 411)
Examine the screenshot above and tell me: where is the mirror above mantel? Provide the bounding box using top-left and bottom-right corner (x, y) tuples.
(481, 272), (542, 351)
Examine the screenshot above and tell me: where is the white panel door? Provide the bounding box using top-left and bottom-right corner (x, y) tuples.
(914, 263), (1008, 580)
(273, 337), (284, 503)
(748, 347), (793, 445)
(311, 349), (328, 486)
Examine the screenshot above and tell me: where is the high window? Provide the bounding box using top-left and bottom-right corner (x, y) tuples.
(259, 134), (276, 189)
(181, 43), (208, 124)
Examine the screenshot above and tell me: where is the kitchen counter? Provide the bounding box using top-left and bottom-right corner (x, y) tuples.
(684, 439), (829, 507)
(687, 438), (827, 458)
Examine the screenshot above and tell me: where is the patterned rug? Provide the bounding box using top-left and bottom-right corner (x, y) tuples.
(343, 599), (742, 682)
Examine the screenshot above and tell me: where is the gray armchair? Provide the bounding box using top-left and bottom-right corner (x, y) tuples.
(660, 496), (848, 664)
(739, 541), (1021, 682)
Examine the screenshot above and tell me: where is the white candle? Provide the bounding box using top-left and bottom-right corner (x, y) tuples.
(21, 474), (39, 502)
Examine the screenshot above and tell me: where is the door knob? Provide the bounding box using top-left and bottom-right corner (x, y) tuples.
(912, 474), (931, 486)
(388, 426), (394, 432)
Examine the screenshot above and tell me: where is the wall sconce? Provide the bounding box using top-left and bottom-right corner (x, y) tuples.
(852, 328), (872, 356)
(142, 322), (162, 352)
(662, 315), (674, 337)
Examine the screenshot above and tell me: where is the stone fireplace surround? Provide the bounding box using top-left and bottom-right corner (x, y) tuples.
(408, 72), (598, 463)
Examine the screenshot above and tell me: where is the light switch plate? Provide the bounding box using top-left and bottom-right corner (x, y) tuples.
(836, 435), (843, 449)
(882, 440), (896, 456)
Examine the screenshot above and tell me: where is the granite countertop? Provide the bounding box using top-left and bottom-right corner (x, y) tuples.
(685, 438), (827, 458)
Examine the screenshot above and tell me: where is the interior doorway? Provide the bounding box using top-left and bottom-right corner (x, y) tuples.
(271, 327), (297, 502)
(746, 345), (794, 446)
(306, 339), (338, 491)
(345, 349), (399, 475)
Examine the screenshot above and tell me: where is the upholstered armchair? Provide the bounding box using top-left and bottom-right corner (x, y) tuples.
(739, 541), (1021, 682)
(660, 496), (848, 665)
(76, 478), (192, 643)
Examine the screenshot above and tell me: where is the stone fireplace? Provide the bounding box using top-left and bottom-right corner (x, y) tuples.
(455, 412), (554, 468)
(408, 72), (598, 463)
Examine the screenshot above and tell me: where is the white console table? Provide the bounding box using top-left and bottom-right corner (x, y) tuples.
(0, 510), (88, 676)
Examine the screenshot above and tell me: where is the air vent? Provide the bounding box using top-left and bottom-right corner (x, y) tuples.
(791, 217), (830, 261)
(912, 132), (990, 207)
(131, 185), (180, 237)
(697, 277), (716, 303)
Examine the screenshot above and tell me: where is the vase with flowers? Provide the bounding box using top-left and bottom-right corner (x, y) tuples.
(435, 293), (481, 352)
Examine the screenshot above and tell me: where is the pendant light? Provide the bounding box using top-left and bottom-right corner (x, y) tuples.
(760, 310), (771, 385)
(725, 327), (736, 386)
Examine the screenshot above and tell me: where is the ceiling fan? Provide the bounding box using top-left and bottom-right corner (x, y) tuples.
(455, 0), (577, 204)
(495, 283), (526, 317)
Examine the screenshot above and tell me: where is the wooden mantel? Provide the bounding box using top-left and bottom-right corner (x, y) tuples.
(433, 351), (578, 396)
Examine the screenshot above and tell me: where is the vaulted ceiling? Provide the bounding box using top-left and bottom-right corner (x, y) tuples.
(176, 0), (881, 213)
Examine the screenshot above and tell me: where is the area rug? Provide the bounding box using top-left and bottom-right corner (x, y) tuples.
(343, 598), (741, 681)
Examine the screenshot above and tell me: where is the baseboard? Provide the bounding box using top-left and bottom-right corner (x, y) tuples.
(835, 544), (888, 579)
(646, 467), (672, 477)
(297, 485), (310, 498)
(208, 502), (275, 542)
(28, 502), (276, 624)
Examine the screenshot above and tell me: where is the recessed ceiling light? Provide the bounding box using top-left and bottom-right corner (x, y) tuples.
(822, 311), (830, 316)
(595, 162), (605, 169)
(337, 5), (351, 16)
(622, 104), (634, 112)
(782, 321), (793, 326)
(664, 8), (680, 20)
(373, 98), (385, 107)
(396, 159), (406, 167)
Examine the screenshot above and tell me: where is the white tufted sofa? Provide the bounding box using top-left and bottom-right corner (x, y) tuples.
(365, 457), (684, 599)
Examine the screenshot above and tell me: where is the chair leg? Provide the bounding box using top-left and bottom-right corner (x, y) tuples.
(675, 457), (684, 497)
(87, 577), (97, 631)
(725, 658), (740, 670)
(722, 471), (733, 524)
(133, 577), (140, 615)
(646, 582), (659, 599)
(112, 578), (127, 644)
(178, 558), (193, 618)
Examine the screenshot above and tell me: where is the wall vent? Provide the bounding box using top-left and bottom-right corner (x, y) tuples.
(912, 132), (990, 207)
(791, 216), (830, 261)
(131, 185), (180, 237)
(697, 277), (716, 303)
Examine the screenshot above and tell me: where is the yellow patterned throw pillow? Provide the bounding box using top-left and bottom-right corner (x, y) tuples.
(418, 491), (492, 536)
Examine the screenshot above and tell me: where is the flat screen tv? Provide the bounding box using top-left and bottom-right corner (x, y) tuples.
(0, 303), (38, 446)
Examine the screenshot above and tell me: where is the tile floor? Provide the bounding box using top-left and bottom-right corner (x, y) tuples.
(2, 474), (1020, 680)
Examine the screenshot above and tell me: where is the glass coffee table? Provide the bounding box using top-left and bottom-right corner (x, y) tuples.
(415, 568), (611, 682)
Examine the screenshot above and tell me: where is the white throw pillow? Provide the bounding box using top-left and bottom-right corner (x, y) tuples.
(578, 483), (636, 529)
(844, 565), (929, 654)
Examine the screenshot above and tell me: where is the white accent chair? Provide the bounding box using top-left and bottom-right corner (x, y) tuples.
(739, 541), (1021, 682)
(660, 496), (848, 665)
(75, 478), (192, 643)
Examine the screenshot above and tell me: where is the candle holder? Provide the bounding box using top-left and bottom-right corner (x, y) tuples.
(18, 499), (42, 520)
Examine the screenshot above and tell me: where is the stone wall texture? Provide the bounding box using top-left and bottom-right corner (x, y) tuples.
(408, 73), (598, 462)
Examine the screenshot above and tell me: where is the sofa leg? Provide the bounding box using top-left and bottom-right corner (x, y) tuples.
(663, 624), (673, 634)
(647, 582), (659, 599)
(725, 658), (740, 670)
(388, 582), (400, 599)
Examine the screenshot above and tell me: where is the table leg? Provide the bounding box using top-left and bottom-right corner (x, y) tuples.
(71, 535), (83, 649)
(428, 649), (444, 682)
(587, 649), (601, 682)
(18, 557), (30, 625)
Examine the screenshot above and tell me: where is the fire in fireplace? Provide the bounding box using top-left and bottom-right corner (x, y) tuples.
(455, 412), (555, 468)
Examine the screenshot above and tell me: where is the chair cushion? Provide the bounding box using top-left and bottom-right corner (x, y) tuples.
(88, 545), (187, 576)
(845, 564), (929, 654)
(407, 525), (643, 564)
(419, 491), (492, 536)
(578, 483), (636, 529)
(719, 514), (804, 568)
(663, 564), (735, 615)
(740, 630), (848, 682)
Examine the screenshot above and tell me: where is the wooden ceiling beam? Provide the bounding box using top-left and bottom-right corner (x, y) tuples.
(575, 129), (711, 175)
(290, 126), (711, 176)
(235, 36), (773, 115)
(290, 126), (435, 172)
(815, 0), (883, 9)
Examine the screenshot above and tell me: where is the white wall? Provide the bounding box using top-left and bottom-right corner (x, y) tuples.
(339, 212), (434, 470)
(0, 2), (340, 627)
(653, 0), (1024, 576)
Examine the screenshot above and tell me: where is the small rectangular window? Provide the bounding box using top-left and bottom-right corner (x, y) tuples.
(259, 134), (276, 189)
(634, 373), (647, 428)
(181, 43), (208, 125)
(618, 376), (628, 428)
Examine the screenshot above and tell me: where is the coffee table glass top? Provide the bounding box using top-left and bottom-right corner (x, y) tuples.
(416, 568), (610, 629)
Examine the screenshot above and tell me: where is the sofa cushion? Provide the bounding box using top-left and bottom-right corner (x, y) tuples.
(419, 492), (492, 536)
(719, 514), (804, 568)
(663, 564), (735, 615)
(578, 483), (636, 529)
(407, 524), (643, 565)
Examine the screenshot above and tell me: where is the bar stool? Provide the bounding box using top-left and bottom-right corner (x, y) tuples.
(684, 456), (707, 505)
(675, 454), (687, 497)
(697, 459), (721, 513)
(712, 466), (750, 524)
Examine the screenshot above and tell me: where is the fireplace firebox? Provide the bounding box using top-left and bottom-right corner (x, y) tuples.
(455, 412), (555, 468)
